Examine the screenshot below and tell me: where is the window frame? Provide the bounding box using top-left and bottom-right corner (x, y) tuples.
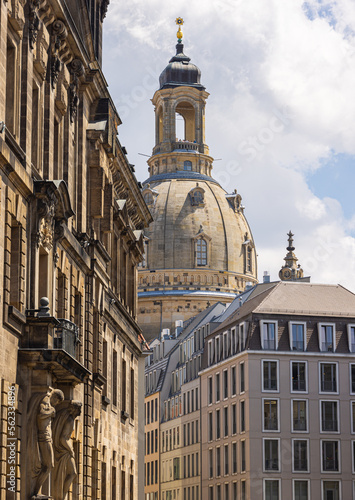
(351, 401), (355, 434)
(319, 362), (339, 395)
(292, 438), (309, 473)
(350, 364), (355, 395)
(292, 479), (310, 500)
(263, 438), (280, 473)
(290, 360), (308, 393)
(262, 398), (280, 433)
(262, 359), (279, 393)
(289, 321), (307, 351)
(291, 399), (309, 433)
(348, 324), (355, 353)
(318, 322), (336, 352)
(321, 480), (341, 500)
(320, 400), (340, 434)
(320, 439), (341, 473)
(260, 320), (278, 350)
(263, 478), (281, 500)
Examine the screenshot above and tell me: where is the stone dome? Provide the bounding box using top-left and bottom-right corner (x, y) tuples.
(159, 42), (205, 90)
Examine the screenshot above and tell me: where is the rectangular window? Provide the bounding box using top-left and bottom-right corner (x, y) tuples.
(292, 362), (307, 392)
(292, 400), (307, 432)
(241, 440), (246, 472)
(290, 322), (306, 351)
(233, 482), (237, 500)
(322, 441), (339, 472)
(352, 402), (355, 433)
(122, 359), (127, 412)
(264, 439), (279, 471)
(240, 363), (245, 393)
(216, 373), (220, 402)
(319, 323), (335, 352)
(224, 444), (229, 475)
(223, 369), (228, 399)
(293, 480), (308, 500)
(208, 412), (213, 441)
(208, 376), (213, 405)
(232, 442), (237, 474)
(322, 481), (340, 500)
(216, 484), (221, 500)
(293, 440), (308, 472)
(240, 401), (245, 433)
(208, 486), (213, 500)
(263, 399), (278, 431)
(232, 404), (237, 434)
(263, 361), (278, 391)
(320, 363), (337, 393)
(261, 321), (277, 350)
(112, 350), (117, 406)
(216, 447), (221, 477)
(209, 449), (213, 479)
(216, 409), (221, 439)
(241, 481), (246, 500)
(264, 480), (279, 500)
(224, 407), (229, 437)
(130, 368), (135, 419)
(231, 366), (236, 396)
(224, 483), (229, 500)
(155, 398), (158, 421)
(112, 466), (117, 498)
(348, 325), (355, 352)
(196, 420), (198, 442)
(321, 401), (338, 432)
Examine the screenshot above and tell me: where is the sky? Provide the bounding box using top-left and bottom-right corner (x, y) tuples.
(102, 0), (355, 292)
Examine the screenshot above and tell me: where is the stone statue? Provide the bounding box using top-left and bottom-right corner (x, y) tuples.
(27, 388), (65, 499)
(51, 401), (82, 500)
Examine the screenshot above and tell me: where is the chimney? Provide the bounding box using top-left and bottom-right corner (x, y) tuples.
(263, 271), (270, 283)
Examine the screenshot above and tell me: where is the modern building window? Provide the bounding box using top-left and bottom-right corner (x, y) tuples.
(263, 361), (278, 391)
(322, 481), (340, 500)
(240, 401), (245, 433)
(208, 486), (213, 500)
(223, 369), (228, 399)
(208, 376), (213, 404)
(353, 441), (355, 472)
(232, 404), (237, 435)
(196, 238), (207, 266)
(241, 440), (246, 472)
(320, 363), (337, 393)
(209, 449), (213, 478)
(233, 482), (237, 500)
(224, 445), (229, 475)
(292, 400), (308, 432)
(263, 399), (279, 431)
(231, 366), (236, 396)
(351, 365), (355, 394)
(290, 322), (306, 351)
(293, 480), (309, 500)
(264, 439), (279, 471)
(232, 442), (237, 474)
(347, 325), (355, 352)
(240, 362), (245, 393)
(291, 362), (307, 392)
(321, 401), (339, 432)
(224, 407), (229, 437)
(241, 480), (246, 500)
(318, 323), (335, 352)
(208, 412), (213, 441)
(321, 441), (339, 472)
(293, 440), (308, 472)
(112, 350), (117, 406)
(216, 373), (220, 402)
(240, 322), (247, 351)
(216, 447), (221, 477)
(352, 402), (355, 433)
(264, 480), (280, 500)
(260, 321), (278, 350)
(216, 409), (221, 439)
(224, 483), (229, 500)
(184, 160), (192, 171)
(216, 484), (221, 500)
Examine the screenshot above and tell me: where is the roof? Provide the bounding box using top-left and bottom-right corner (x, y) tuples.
(142, 171), (221, 186)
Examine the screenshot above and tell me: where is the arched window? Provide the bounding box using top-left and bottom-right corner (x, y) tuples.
(196, 239), (207, 266)
(247, 247), (252, 272)
(184, 161), (192, 171)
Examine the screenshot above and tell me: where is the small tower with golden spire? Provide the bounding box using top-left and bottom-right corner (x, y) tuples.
(279, 231), (304, 281)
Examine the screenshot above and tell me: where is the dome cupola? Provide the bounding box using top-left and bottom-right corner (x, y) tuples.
(159, 41), (205, 90)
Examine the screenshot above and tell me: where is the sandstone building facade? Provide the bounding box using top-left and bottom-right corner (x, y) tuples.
(138, 21), (258, 340)
(0, 1), (151, 498)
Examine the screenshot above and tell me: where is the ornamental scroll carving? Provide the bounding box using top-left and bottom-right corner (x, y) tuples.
(28, 0), (41, 50)
(50, 20), (68, 89)
(69, 59), (84, 123)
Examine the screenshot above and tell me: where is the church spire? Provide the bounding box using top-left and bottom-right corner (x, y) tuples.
(279, 231), (304, 281)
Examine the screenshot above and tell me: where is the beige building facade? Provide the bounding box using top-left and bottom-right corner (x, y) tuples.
(0, 1), (151, 498)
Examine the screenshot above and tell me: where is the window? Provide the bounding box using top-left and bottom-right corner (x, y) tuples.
(208, 412), (213, 441)
(241, 481), (246, 500)
(322, 481), (340, 500)
(263, 399), (279, 431)
(260, 321), (278, 350)
(224, 407), (229, 437)
(223, 370), (228, 399)
(216, 373), (220, 402)
(351, 365), (355, 394)
(321, 441), (339, 472)
(291, 362), (307, 392)
(352, 402), (355, 433)
(121, 359), (127, 412)
(240, 363), (245, 393)
(209, 449), (213, 478)
(292, 400), (308, 432)
(216, 447), (221, 477)
(208, 377), (213, 405)
(264, 439), (279, 471)
(240, 401), (245, 433)
(232, 404), (237, 434)
(224, 445), (229, 475)
(196, 238), (207, 266)
(290, 322), (306, 351)
(239, 323), (248, 351)
(320, 363), (337, 393)
(184, 160), (192, 171)
(216, 409), (221, 439)
(224, 484), (229, 500)
(264, 480), (280, 500)
(348, 325), (355, 352)
(293, 480), (309, 500)
(231, 366), (236, 396)
(318, 323), (335, 352)
(263, 361), (278, 391)
(216, 484), (221, 500)
(130, 368), (135, 419)
(293, 440), (308, 472)
(232, 442), (237, 474)
(112, 350), (117, 406)
(208, 486), (213, 500)
(233, 482), (237, 500)
(208, 341), (214, 366)
(321, 401), (338, 432)
(241, 440), (246, 472)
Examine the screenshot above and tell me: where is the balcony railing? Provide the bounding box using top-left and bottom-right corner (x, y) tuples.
(322, 419), (338, 432)
(54, 319), (80, 358)
(321, 342), (334, 352)
(293, 419), (307, 431)
(263, 339), (276, 350)
(173, 141), (199, 151)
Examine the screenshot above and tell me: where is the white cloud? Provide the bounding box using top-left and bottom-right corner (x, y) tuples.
(103, 0), (355, 292)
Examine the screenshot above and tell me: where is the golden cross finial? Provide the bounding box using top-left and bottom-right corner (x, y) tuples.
(176, 17), (184, 41)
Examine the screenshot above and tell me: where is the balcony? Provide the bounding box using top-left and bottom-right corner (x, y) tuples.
(322, 419), (338, 432)
(54, 319), (80, 358)
(321, 342), (334, 352)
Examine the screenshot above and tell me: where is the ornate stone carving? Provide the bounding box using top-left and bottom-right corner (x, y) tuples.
(27, 389), (65, 498)
(50, 20), (68, 89)
(8, 0), (26, 32)
(51, 401), (82, 500)
(101, 0), (110, 21)
(34, 25), (50, 80)
(28, 0), (41, 50)
(69, 59), (84, 123)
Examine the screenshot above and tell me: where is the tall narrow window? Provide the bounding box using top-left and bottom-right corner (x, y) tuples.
(232, 404), (237, 434)
(196, 238), (207, 266)
(240, 401), (245, 433)
(348, 325), (355, 352)
(263, 400), (278, 431)
(231, 366), (236, 396)
(112, 350), (117, 406)
(293, 440), (308, 472)
(130, 368), (135, 419)
(321, 401), (338, 432)
(216, 447), (221, 477)
(261, 321), (277, 350)
(121, 470), (125, 500)
(319, 324), (335, 352)
(112, 466), (116, 499)
(209, 449), (213, 478)
(240, 363), (245, 393)
(10, 220), (22, 309)
(6, 37), (17, 135)
(224, 445), (229, 475)
(216, 373), (220, 402)
(292, 362), (307, 392)
(291, 323), (305, 351)
(224, 407), (229, 437)
(320, 363), (337, 393)
(263, 361), (278, 391)
(322, 441), (339, 472)
(292, 400), (307, 432)
(264, 439), (279, 471)
(122, 359), (127, 412)
(216, 409), (221, 439)
(294, 480), (308, 500)
(241, 441), (246, 472)
(232, 442), (237, 473)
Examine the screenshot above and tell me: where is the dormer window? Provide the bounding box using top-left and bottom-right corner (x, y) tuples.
(318, 323), (335, 352)
(347, 324), (355, 353)
(289, 322), (306, 351)
(260, 321), (278, 350)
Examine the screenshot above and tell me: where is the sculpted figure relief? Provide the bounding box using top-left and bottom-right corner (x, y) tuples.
(51, 401), (82, 500)
(27, 388), (64, 499)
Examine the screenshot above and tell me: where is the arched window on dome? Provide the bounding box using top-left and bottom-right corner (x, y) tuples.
(184, 161), (192, 171)
(242, 233), (254, 274)
(196, 238), (207, 266)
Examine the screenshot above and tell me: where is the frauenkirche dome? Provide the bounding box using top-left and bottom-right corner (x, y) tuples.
(138, 20), (258, 339)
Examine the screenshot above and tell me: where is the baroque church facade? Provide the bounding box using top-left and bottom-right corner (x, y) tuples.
(0, 0), (152, 499)
(138, 20), (258, 340)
